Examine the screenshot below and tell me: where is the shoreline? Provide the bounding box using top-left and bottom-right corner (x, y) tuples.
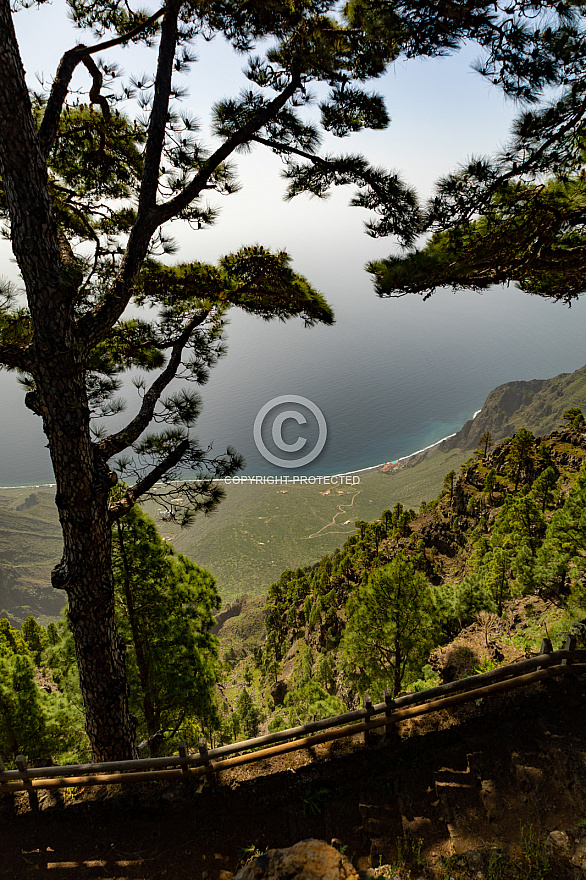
(0, 407), (479, 491)
(0, 426), (466, 491)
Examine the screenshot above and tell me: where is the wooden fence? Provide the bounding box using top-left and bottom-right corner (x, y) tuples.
(1, 636), (585, 809)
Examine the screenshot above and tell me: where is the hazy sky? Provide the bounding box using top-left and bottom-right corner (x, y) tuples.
(3, 1), (521, 287)
(5, 3), (582, 486)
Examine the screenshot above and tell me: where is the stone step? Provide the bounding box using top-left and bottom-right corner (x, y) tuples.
(359, 800), (404, 868)
(433, 760), (494, 855)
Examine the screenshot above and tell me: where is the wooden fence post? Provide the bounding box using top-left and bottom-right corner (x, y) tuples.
(362, 694), (373, 745)
(198, 737), (214, 780)
(177, 743), (190, 778)
(563, 634), (577, 665)
(16, 755), (38, 811)
(537, 638), (553, 671)
(384, 688), (395, 739)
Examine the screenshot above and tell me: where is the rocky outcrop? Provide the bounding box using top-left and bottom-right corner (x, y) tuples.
(230, 839), (359, 880)
(211, 597), (247, 635)
(548, 827), (586, 871)
(440, 363), (586, 454)
(270, 679), (287, 706)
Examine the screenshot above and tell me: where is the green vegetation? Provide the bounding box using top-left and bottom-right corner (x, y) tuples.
(0, 505), (226, 764)
(3, 0), (407, 760)
(255, 425), (586, 724)
(343, 554), (432, 697)
(1, 422), (585, 776)
(112, 504), (222, 754)
(4, 365), (586, 622)
(0, 618), (86, 768)
(2, 0), (586, 761)
(368, 0), (586, 307)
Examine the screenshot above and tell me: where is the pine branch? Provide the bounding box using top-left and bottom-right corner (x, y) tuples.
(78, 72), (303, 350)
(98, 310), (208, 460)
(136, 1), (179, 213)
(153, 73), (302, 225)
(38, 6), (166, 158)
(81, 55), (111, 122)
(108, 438), (190, 521)
(0, 0), (64, 310)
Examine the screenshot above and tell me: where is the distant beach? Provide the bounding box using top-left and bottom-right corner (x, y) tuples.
(0, 424), (466, 490)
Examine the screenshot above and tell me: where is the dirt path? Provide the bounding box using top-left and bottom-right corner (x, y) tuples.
(307, 491), (362, 539)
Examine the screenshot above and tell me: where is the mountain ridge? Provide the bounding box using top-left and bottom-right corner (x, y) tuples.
(440, 363), (586, 453)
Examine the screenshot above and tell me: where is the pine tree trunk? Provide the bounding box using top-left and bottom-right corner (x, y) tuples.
(393, 645), (402, 698)
(0, 7), (136, 762)
(37, 356), (136, 762)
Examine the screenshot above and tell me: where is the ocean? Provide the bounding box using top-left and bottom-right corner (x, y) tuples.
(1, 283), (585, 487)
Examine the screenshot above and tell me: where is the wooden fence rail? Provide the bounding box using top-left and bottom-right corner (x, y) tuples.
(1, 640), (585, 808)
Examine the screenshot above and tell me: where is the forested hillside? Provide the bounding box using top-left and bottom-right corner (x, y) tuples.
(2, 416), (586, 786)
(225, 416), (586, 736)
(2, 364), (586, 622)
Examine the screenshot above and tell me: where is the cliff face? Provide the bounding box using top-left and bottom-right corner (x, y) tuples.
(441, 363), (586, 453)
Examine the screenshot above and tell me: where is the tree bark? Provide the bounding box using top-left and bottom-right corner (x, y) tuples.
(0, 2), (136, 760)
(37, 354), (137, 761)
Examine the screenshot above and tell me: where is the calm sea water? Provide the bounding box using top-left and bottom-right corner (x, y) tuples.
(1, 283), (586, 486)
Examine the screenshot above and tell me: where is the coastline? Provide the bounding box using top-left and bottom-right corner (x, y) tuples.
(0, 427), (467, 491)
(0, 407), (480, 491)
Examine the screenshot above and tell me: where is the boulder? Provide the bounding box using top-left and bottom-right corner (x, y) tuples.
(270, 679), (287, 706)
(230, 839), (359, 879)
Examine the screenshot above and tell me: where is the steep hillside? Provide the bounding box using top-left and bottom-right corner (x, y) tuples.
(0, 489), (64, 626)
(221, 422), (586, 736)
(441, 362), (586, 453)
(159, 362), (586, 601)
(1, 362), (585, 620)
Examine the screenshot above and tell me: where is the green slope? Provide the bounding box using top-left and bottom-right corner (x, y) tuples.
(1, 362), (585, 621)
(0, 490), (64, 625)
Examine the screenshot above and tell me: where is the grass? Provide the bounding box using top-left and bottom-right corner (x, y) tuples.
(299, 784), (331, 816)
(2, 360), (586, 618)
(142, 444), (468, 604)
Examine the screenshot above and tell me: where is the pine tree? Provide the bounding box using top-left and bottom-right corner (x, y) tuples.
(505, 429), (536, 491)
(485, 548), (512, 616)
(0, 0), (399, 760)
(3, 0), (583, 760)
(111, 504), (221, 753)
(365, 6), (586, 302)
(343, 553), (431, 698)
(562, 408), (585, 429)
(531, 466), (558, 513)
(476, 431), (493, 458)
(234, 688), (262, 739)
(443, 470), (457, 503)
(492, 493), (545, 558)
(21, 616), (48, 666)
(0, 618), (85, 765)
(535, 466), (586, 602)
